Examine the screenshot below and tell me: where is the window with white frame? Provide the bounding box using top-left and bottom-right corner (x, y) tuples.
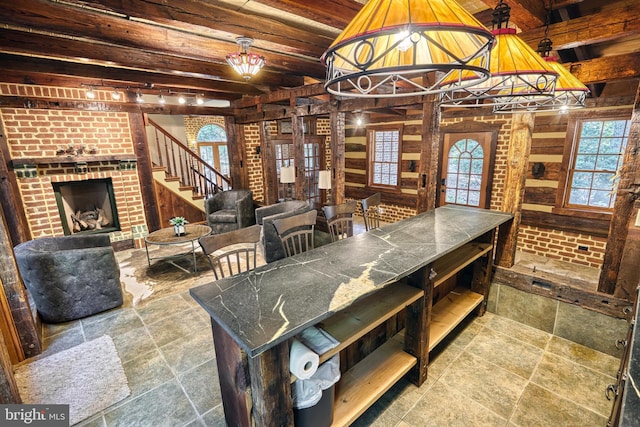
(368, 125), (402, 188)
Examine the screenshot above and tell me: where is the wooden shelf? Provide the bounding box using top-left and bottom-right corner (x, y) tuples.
(432, 242), (492, 288)
(11, 155), (135, 166)
(331, 335), (416, 427)
(317, 281), (423, 364)
(429, 287), (484, 351)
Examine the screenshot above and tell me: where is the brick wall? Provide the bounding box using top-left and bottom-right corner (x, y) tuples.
(183, 115), (226, 149)
(244, 122), (264, 202)
(1, 84), (149, 247)
(518, 225), (606, 268)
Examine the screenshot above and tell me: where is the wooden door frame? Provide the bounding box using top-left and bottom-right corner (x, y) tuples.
(437, 122), (500, 209)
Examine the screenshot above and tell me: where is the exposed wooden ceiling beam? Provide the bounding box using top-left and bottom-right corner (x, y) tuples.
(0, 95), (234, 115)
(249, 0), (362, 29)
(519, 2), (640, 50)
(60, 0), (336, 58)
(0, 54), (255, 99)
(0, 0), (323, 74)
(493, 0), (546, 31)
(568, 52), (640, 84)
(0, 28), (306, 89)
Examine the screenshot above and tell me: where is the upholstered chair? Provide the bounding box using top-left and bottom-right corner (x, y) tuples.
(254, 200), (312, 263)
(204, 189), (255, 234)
(14, 234), (123, 323)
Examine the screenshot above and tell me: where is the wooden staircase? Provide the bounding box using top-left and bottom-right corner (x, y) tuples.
(147, 118), (231, 222)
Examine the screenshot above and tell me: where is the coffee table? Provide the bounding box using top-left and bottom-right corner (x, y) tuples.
(144, 224), (212, 273)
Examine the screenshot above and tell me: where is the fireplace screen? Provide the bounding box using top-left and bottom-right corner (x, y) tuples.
(53, 178), (120, 235)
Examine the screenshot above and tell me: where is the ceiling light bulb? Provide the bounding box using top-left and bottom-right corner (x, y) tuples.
(85, 87), (95, 99)
(356, 117), (363, 127)
(178, 95), (186, 104)
(396, 30), (412, 52)
(111, 90), (121, 100)
(158, 94), (166, 104)
(196, 95), (204, 105)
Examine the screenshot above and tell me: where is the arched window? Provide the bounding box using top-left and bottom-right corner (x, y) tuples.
(197, 124), (227, 143)
(445, 138), (484, 207)
(196, 124), (229, 177)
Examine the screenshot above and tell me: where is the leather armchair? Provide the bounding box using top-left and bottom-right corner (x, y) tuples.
(255, 200), (312, 263)
(205, 189), (255, 234)
(14, 234), (123, 323)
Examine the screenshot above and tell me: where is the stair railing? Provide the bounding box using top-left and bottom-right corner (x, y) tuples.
(147, 118), (231, 199)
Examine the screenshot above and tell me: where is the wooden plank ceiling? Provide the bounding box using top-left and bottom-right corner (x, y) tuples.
(0, 0), (639, 110)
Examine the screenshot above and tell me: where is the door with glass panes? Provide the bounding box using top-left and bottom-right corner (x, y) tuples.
(439, 132), (494, 208)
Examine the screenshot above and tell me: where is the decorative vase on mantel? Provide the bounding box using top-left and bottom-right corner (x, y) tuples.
(169, 217), (188, 236)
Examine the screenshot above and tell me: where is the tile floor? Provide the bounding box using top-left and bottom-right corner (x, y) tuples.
(39, 287), (619, 427)
(31, 217), (620, 426)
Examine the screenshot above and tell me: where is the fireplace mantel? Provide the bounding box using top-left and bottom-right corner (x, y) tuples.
(11, 155), (135, 167)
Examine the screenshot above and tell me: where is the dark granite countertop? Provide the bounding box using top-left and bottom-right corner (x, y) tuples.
(190, 205), (513, 357)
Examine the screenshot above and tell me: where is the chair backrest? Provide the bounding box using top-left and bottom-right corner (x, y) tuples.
(272, 210), (317, 258)
(322, 200), (357, 242)
(361, 192), (382, 231)
(199, 224), (262, 280)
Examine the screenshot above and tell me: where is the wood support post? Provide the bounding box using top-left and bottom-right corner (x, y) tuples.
(211, 319), (294, 427)
(404, 265), (433, 386)
(329, 111), (345, 204)
(598, 82), (640, 295)
(292, 115), (305, 200)
(417, 96), (440, 213)
(495, 113), (535, 268)
(226, 116), (248, 190)
(0, 210), (40, 360)
(130, 112), (161, 233)
(260, 121), (278, 205)
(0, 117), (31, 246)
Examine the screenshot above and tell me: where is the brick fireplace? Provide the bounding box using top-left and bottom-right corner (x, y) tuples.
(2, 101), (149, 248)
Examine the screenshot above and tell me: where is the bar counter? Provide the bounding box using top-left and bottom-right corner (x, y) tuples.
(190, 205), (512, 357)
(190, 205), (513, 426)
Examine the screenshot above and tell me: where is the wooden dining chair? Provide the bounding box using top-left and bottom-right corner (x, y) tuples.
(322, 200), (357, 242)
(198, 224), (262, 280)
(361, 192), (381, 231)
(272, 210), (317, 257)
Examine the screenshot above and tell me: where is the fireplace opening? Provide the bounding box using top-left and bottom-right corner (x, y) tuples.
(53, 178), (121, 235)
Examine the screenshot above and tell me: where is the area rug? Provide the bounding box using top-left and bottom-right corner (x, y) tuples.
(13, 335), (130, 426)
(117, 243), (216, 307)
(117, 242), (267, 307)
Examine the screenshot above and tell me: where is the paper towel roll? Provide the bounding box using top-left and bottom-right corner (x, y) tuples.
(290, 339), (319, 379)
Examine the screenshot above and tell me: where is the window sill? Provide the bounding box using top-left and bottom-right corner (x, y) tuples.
(551, 207), (612, 221)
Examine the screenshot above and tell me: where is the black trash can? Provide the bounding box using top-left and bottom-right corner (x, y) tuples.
(293, 384), (335, 427)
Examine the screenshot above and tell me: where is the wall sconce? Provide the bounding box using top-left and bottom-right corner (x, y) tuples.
(85, 86), (96, 99)
(135, 90), (144, 103)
